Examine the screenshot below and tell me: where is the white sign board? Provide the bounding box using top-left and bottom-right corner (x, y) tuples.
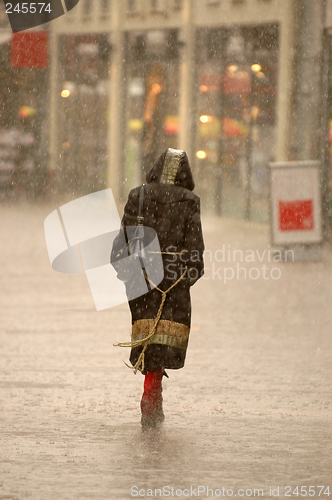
(269, 161), (322, 245)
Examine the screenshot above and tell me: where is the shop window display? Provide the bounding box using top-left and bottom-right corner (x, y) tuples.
(195, 25), (278, 221)
(0, 32), (49, 196)
(58, 34), (111, 193)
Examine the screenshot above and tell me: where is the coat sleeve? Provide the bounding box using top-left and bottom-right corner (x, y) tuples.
(120, 189), (140, 226)
(183, 198), (205, 286)
(110, 189), (138, 267)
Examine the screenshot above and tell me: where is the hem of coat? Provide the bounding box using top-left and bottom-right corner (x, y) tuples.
(129, 344), (187, 374)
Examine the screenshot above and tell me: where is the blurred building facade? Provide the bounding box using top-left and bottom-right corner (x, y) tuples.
(0, 10), (49, 194)
(2, 0), (329, 223)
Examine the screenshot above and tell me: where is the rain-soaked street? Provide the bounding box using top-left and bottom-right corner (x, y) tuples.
(0, 197), (331, 500)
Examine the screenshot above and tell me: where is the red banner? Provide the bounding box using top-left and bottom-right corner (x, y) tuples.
(11, 32), (48, 68)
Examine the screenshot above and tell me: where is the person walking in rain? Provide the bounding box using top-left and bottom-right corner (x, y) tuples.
(111, 148), (204, 429)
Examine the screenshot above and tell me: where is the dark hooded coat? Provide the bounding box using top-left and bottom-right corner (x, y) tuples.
(111, 149), (204, 373)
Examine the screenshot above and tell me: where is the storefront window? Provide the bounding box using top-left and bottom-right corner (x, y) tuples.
(58, 34), (111, 193)
(0, 32), (49, 195)
(123, 30), (180, 195)
(195, 25), (278, 221)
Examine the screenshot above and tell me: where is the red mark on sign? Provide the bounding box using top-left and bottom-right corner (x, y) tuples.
(279, 200), (314, 231)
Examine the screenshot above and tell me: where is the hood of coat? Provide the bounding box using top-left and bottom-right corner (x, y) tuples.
(146, 148), (195, 191)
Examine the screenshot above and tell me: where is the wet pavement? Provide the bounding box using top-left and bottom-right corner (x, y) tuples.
(0, 198), (331, 500)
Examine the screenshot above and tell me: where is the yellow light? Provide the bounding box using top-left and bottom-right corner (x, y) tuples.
(19, 106), (36, 118)
(151, 83), (161, 94)
(256, 71), (265, 79)
(227, 64), (238, 73)
(251, 63), (261, 73)
(61, 89), (70, 98)
(200, 115), (215, 124)
(199, 85), (208, 92)
(128, 118), (144, 131)
(196, 150), (207, 159)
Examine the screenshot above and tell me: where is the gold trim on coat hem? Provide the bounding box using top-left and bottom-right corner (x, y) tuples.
(132, 319), (190, 350)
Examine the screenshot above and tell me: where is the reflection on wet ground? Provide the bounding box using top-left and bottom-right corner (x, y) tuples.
(0, 202), (331, 499)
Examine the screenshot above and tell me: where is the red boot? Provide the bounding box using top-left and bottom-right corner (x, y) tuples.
(141, 370), (165, 429)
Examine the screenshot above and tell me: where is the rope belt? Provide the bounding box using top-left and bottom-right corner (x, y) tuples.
(113, 266), (188, 374)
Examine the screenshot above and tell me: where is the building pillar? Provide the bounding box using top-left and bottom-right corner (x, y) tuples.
(276, 0), (326, 163)
(107, 3), (125, 204)
(294, 0), (326, 161)
(178, 0), (195, 161)
(275, 2), (297, 162)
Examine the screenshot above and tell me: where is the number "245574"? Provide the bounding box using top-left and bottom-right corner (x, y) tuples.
(5, 3), (52, 13)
